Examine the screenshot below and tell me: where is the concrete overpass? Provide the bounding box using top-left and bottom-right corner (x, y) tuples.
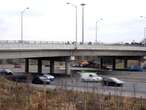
(0, 40), (145, 75)
(0, 40), (145, 59)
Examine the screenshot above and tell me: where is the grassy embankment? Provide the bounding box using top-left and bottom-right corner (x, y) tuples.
(0, 77), (146, 110)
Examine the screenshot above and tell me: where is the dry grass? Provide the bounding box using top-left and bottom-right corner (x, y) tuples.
(0, 77), (146, 110)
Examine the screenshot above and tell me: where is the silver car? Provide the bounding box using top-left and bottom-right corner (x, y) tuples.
(102, 77), (124, 87)
(36, 73), (55, 81)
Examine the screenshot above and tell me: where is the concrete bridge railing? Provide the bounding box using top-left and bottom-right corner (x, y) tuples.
(0, 40), (145, 51)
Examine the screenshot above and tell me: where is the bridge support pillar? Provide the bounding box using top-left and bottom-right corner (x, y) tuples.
(124, 59), (128, 69)
(100, 57), (103, 69)
(25, 58), (29, 73)
(65, 58), (71, 75)
(112, 58), (116, 70)
(50, 60), (54, 74)
(38, 59), (42, 73)
(138, 58), (142, 67)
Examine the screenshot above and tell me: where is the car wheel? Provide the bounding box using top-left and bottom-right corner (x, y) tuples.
(102, 81), (107, 86)
(81, 79), (85, 82)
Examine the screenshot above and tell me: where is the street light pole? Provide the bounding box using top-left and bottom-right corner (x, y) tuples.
(80, 3), (86, 44)
(75, 5), (77, 48)
(95, 18), (103, 43)
(140, 16), (146, 47)
(21, 7), (29, 43)
(66, 2), (78, 48)
(144, 27), (146, 47)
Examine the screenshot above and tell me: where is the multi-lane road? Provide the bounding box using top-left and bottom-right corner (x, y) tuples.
(1, 64), (146, 98)
(32, 71), (146, 98)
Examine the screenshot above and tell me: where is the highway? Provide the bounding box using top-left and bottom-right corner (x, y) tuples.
(33, 80), (146, 98)
(2, 64), (146, 98)
(34, 72), (146, 99)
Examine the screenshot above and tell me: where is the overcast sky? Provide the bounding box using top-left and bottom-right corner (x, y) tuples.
(0, 0), (146, 43)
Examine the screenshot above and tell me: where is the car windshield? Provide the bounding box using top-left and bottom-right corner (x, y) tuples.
(0, 69), (13, 75)
(5, 69), (13, 73)
(81, 72), (98, 77)
(110, 77), (124, 83)
(39, 76), (49, 80)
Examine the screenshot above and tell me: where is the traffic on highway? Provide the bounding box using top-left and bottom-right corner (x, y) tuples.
(0, 66), (146, 98)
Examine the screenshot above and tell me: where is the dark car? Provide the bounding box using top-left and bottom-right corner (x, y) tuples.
(0, 68), (15, 80)
(127, 65), (143, 72)
(0, 68), (27, 82)
(33, 73), (55, 81)
(102, 77), (124, 87)
(32, 75), (51, 84)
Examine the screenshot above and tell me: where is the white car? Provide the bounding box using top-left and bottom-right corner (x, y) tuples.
(80, 72), (103, 82)
(43, 74), (55, 81)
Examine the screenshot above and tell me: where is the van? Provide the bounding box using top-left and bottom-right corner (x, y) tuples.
(80, 72), (102, 82)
